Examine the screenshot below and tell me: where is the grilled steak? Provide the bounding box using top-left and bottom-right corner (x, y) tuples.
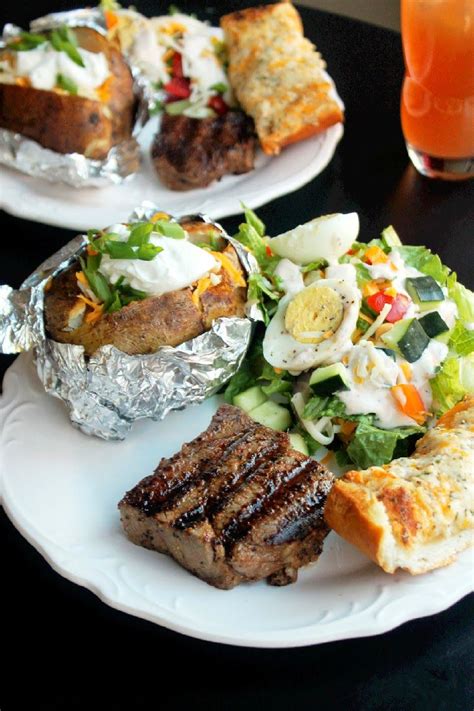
(119, 404), (334, 589)
(151, 110), (257, 191)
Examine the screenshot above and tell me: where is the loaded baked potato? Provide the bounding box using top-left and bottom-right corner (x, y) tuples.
(44, 218), (247, 356)
(0, 25), (135, 159)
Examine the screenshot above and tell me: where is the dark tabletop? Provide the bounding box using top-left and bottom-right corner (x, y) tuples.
(1, 2), (473, 710)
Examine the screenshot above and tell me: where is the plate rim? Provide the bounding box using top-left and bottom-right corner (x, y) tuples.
(1, 353), (472, 648)
(0, 124), (343, 232)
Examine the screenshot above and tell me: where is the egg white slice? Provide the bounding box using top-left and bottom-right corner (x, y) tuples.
(263, 278), (361, 373)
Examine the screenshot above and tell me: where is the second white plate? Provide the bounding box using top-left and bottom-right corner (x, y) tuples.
(1, 353), (472, 648)
(0, 119), (343, 231)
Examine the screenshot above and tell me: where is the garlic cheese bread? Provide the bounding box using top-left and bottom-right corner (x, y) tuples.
(324, 397), (474, 574)
(220, 1), (343, 155)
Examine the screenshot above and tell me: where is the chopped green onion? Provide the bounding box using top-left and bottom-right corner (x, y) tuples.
(50, 29), (85, 67)
(105, 242), (137, 260)
(210, 82), (227, 94)
(9, 32), (48, 51)
(136, 243), (163, 260)
(154, 220), (185, 239)
(56, 73), (78, 95)
(165, 99), (192, 116)
(127, 222), (154, 246)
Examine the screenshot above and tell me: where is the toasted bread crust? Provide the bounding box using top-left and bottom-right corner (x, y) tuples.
(0, 28), (135, 159)
(220, 2), (343, 155)
(325, 397), (474, 574)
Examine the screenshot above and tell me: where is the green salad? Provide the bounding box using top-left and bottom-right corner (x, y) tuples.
(226, 208), (474, 469)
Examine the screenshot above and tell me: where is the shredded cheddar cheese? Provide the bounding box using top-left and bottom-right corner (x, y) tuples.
(210, 251), (246, 287)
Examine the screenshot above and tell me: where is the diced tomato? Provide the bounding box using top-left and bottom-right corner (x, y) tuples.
(208, 95), (229, 115)
(171, 52), (184, 78)
(367, 291), (393, 313)
(386, 293), (410, 323)
(164, 77), (191, 100)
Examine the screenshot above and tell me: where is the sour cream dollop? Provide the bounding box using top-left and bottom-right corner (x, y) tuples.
(12, 44), (110, 96)
(98, 232), (219, 297)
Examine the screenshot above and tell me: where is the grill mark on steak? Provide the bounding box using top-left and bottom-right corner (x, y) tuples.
(218, 457), (317, 548)
(151, 110), (257, 191)
(119, 404), (334, 588)
(123, 408), (257, 514)
(173, 432), (287, 529)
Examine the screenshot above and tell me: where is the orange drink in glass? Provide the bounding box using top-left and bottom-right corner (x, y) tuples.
(401, 0), (474, 180)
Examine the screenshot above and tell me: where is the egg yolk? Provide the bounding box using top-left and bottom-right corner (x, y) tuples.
(284, 286), (344, 344)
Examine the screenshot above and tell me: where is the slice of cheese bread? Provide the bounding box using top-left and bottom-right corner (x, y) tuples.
(324, 397), (474, 574)
(220, 1), (343, 155)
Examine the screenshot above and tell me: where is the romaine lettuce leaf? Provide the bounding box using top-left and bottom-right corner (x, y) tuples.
(449, 320), (474, 356)
(448, 275), (474, 324)
(430, 355), (474, 414)
(346, 421), (424, 469)
(397, 245), (450, 285)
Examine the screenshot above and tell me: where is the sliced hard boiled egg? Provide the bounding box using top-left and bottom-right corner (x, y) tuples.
(263, 278), (360, 372)
(269, 213), (359, 265)
(284, 285), (344, 344)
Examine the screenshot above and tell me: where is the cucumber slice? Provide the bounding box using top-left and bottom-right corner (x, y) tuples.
(249, 401), (292, 431)
(381, 226), (402, 250)
(405, 276), (444, 311)
(310, 363), (350, 395)
(418, 312), (449, 338)
(233, 386), (267, 413)
(381, 318), (412, 350)
(288, 432), (309, 455)
(381, 318), (430, 362)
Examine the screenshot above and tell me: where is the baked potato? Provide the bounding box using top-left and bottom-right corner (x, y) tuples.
(44, 221), (247, 357)
(0, 27), (135, 159)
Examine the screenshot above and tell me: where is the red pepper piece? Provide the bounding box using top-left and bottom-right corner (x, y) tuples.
(164, 76), (191, 100)
(386, 293), (410, 323)
(208, 95), (229, 115)
(367, 291), (393, 313)
(171, 52), (184, 78)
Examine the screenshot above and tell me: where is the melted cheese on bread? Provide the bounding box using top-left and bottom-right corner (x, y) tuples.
(324, 396), (474, 574)
(220, 2), (343, 155)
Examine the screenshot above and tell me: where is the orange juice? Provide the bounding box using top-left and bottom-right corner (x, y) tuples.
(401, 0), (474, 165)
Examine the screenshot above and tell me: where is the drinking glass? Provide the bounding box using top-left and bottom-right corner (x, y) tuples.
(401, 0), (474, 180)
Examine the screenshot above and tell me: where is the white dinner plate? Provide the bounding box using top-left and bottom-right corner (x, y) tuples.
(1, 352), (472, 648)
(0, 120), (343, 232)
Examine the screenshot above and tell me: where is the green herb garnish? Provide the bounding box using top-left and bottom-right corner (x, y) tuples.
(8, 31), (48, 51)
(56, 73), (78, 95)
(210, 82), (228, 95)
(50, 27), (85, 67)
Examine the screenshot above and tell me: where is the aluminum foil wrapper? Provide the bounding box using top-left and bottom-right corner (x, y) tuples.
(0, 10), (149, 187)
(0, 205), (260, 440)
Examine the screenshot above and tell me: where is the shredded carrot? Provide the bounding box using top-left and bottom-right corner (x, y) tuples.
(391, 384), (427, 424)
(104, 10), (119, 29)
(210, 251), (246, 287)
(274, 367), (283, 374)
